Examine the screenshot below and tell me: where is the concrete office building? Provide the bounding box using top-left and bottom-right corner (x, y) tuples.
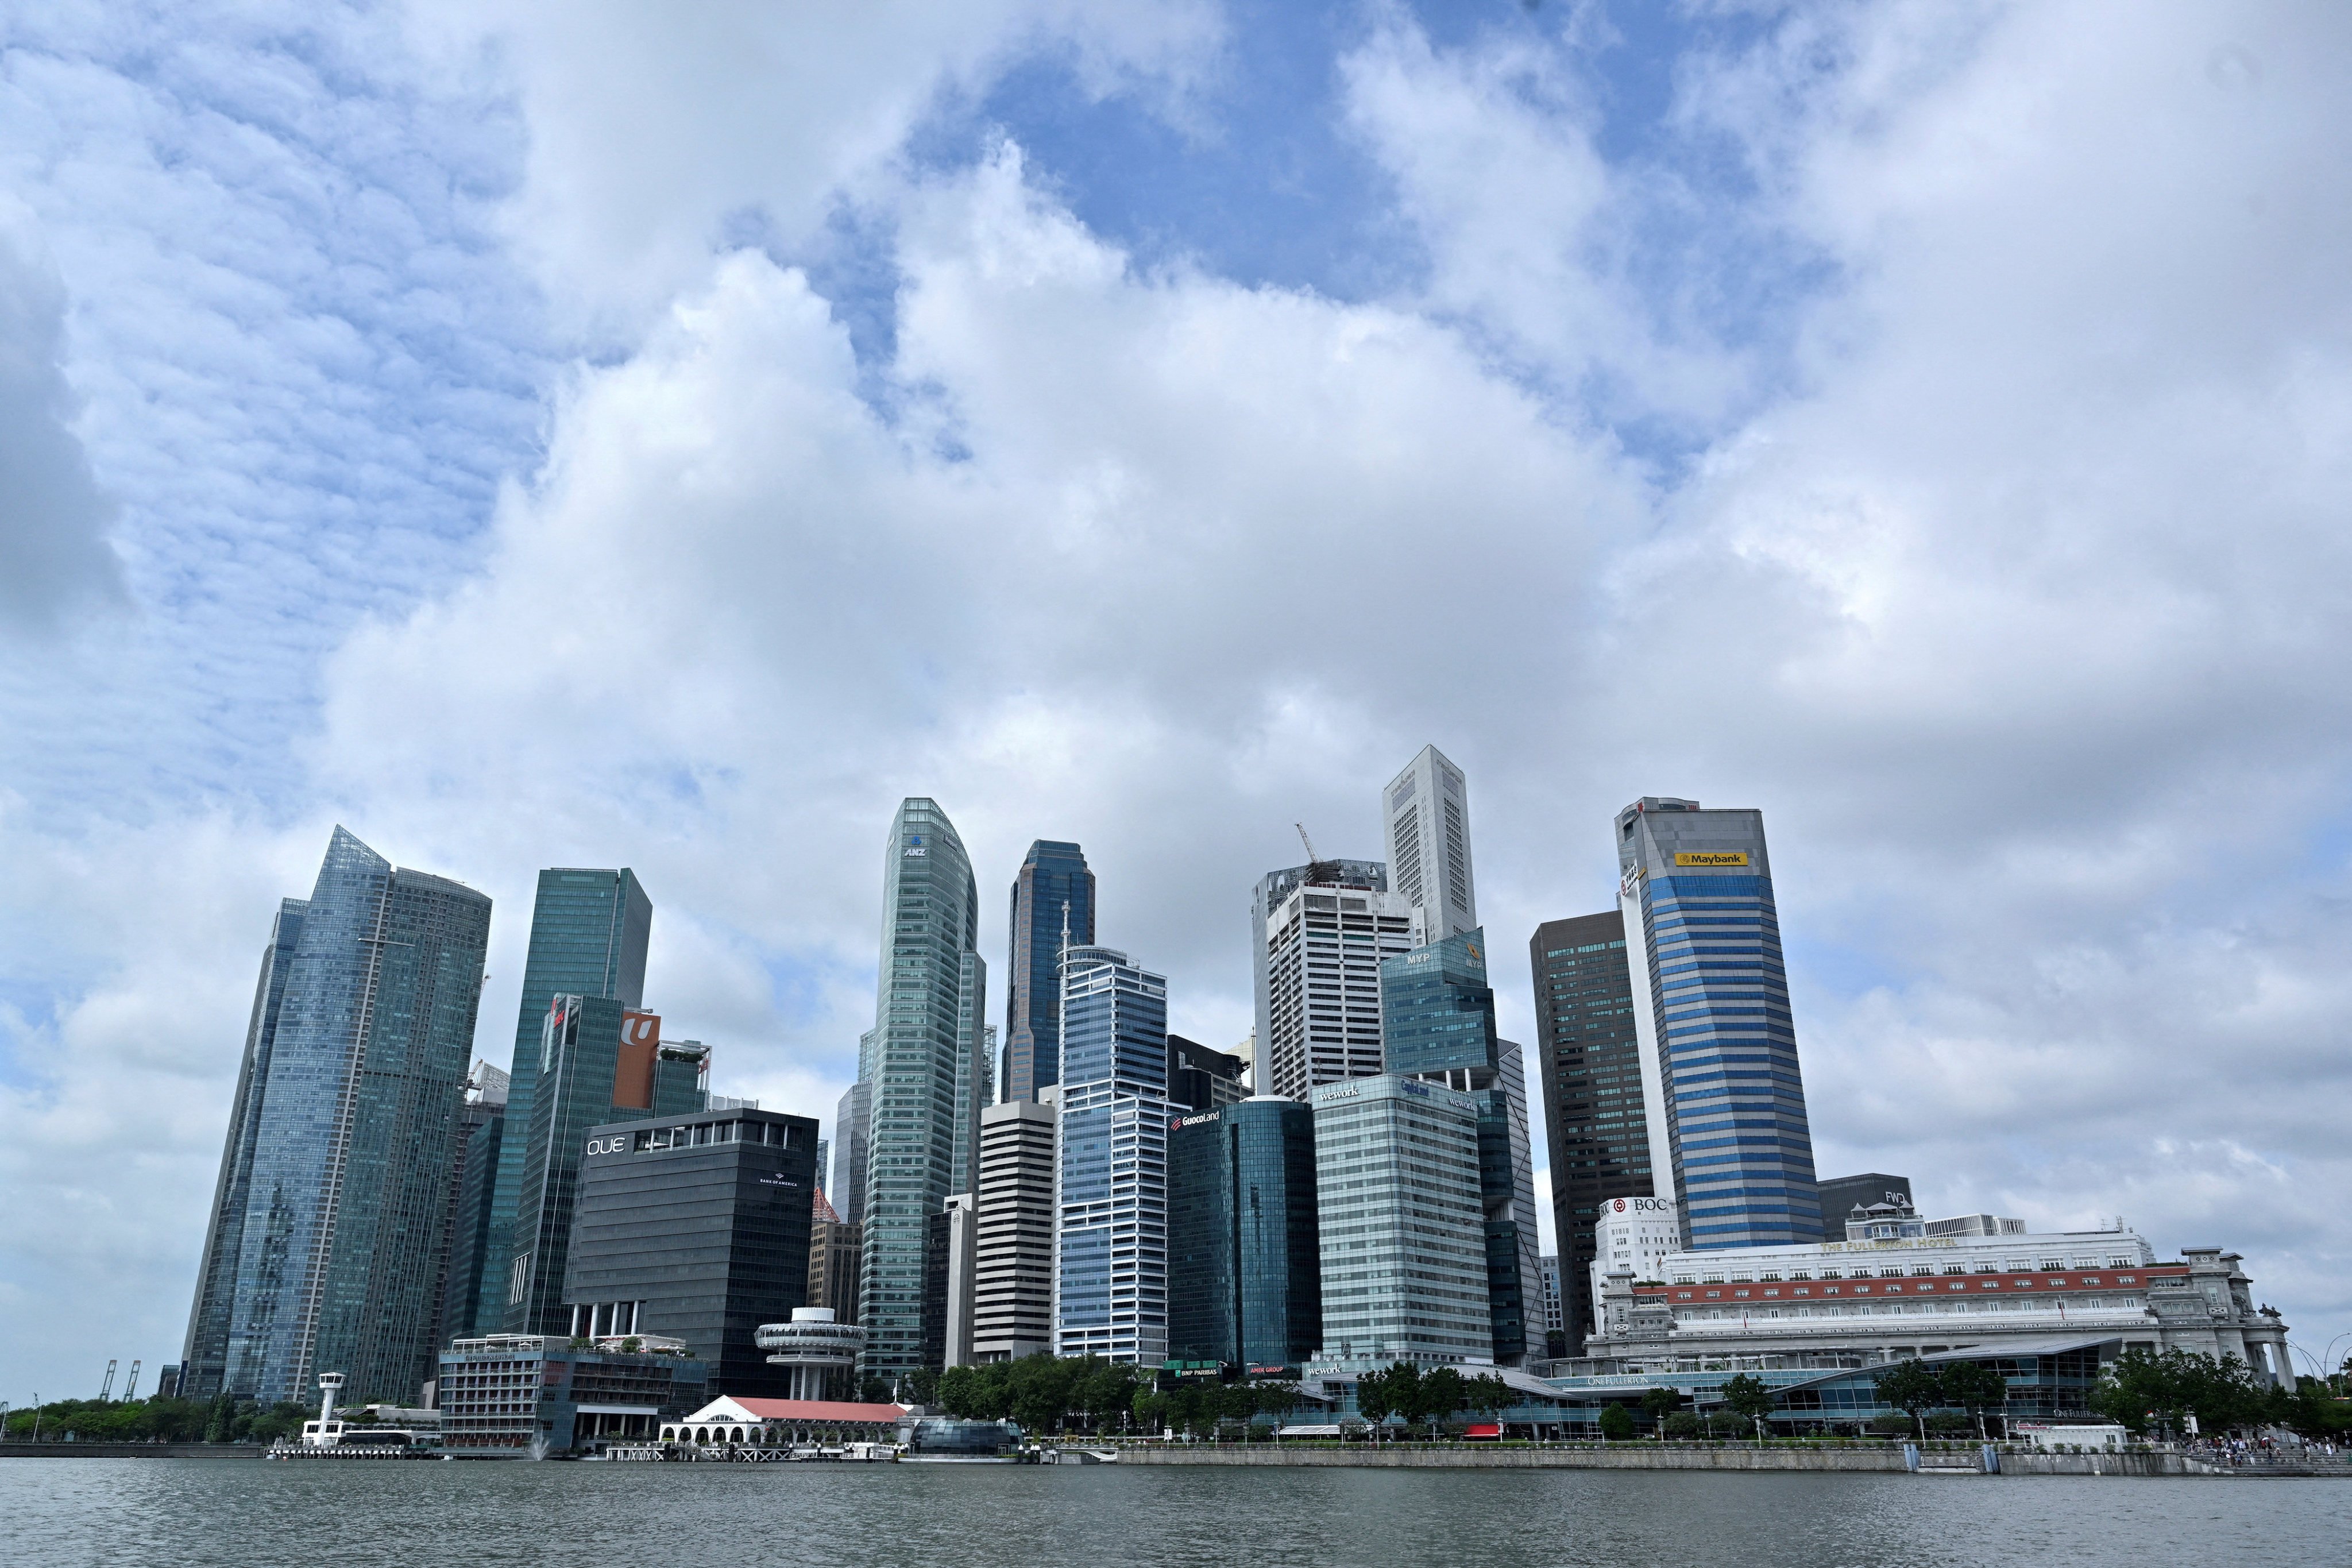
(1382, 744), (1477, 941)
(920, 1194), (978, 1370)
(1538, 1256), (1565, 1353)
(1053, 947), (1172, 1365)
(1167, 1097), (1321, 1375)
(1817, 1173), (1916, 1233)
(1252, 861), (1418, 1099)
(856, 799), (988, 1388)
(1584, 1195), (1683, 1333)
(438, 1334), (705, 1457)
(973, 1097), (1057, 1362)
(1003, 840), (1096, 1103)
(560, 1106), (818, 1399)
(1308, 1075), (1489, 1370)
(504, 999), (707, 1335)
(1616, 798), (1822, 1250)
(478, 868), (652, 1341)
(1379, 928), (1544, 1368)
(1166, 1034), (1248, 1115)
(191, 828), (492, 1406)
(1528, 910), (1650, 1353)
(806, 1191), (862, 1337)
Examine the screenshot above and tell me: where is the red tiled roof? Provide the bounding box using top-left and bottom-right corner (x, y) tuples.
(812, 1191), (840, 1224)
(728, 1399), (907, 1421)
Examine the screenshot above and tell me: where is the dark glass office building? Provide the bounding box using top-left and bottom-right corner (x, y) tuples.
(1003, 840), (1095, 1102)
(1528, 910), (1648, 1354)
(198, 828), (492, 1405)
(562, 1106), (820, 1398)
(1166, 1034), (1246, 1115)
(1165, 1099), (1320, 1374)
(434, 1076), (507, 1355)
(1378, 928), (1543, 1367)
(478, 868), (652, 1339)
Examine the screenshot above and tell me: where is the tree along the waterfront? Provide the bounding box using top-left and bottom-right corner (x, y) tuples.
(935, 1355), (1146, 1435)
(5, 1396), (307, 1445)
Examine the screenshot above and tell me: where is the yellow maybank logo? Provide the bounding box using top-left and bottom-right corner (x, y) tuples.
(1674, 851), (1749, 867)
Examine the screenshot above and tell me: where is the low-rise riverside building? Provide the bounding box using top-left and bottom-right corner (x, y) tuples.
(661, 1396), (910, 1448)
(437, 1334), (706, 1456)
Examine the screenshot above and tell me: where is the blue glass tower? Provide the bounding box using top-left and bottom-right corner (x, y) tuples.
(180, 899), (307, 1401)
(1003, 840), (1094, 1103)
(1616, 797), (1822, 1249)
(1166, 1098), (1319, 1373)
(1378, 928), (1544, 1366)
(1053, 946), (1170, 1365)
(476, 868), (651, 1338)
(214, 828), (492, 1404)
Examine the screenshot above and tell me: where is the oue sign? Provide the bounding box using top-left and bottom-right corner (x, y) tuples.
(585, 1136), (631, 1156)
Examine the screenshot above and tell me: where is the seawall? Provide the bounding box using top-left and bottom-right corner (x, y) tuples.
(1115, 1444), (2219, 1476)
(0, 1442), (267, 1459)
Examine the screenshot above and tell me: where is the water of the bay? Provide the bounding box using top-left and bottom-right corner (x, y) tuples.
(3, 1459), (2347, 1567)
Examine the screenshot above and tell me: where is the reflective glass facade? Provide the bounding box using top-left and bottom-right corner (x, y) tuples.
(217, 828), (492, 1404)
(1053, 947), (1169, 1364)
(477, 868), (650, 1338)
(1003, 840), (1094, 1102)
(181, 898), (306, 1401)
(1617, 798), (1822, 1250)
(856, 800), (987, 1385)
(1310, 1075), (1488, 1366)
(1378, 928), (1543, 1366)
(1528, 909), (1649, 1353)
(1165, 1098), (1319, 1372)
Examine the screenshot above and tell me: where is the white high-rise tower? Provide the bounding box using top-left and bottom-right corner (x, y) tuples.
(1383, 746), (1477, 941)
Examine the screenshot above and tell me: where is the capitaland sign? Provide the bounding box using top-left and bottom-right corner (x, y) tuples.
(1673, 851), (1749, 867)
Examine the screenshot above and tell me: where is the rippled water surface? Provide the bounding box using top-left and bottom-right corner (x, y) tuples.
(3, 1459), (2347, 1567)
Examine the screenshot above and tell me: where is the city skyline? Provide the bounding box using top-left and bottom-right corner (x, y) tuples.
(8, 1), (2350, 1409)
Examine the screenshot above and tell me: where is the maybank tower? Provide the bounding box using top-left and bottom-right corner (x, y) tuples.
(1615, 798), (1822, 1250)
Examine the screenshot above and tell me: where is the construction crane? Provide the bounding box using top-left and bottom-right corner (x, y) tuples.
(1295, 823), (1320, 863)
(99, 1360), (117, 1402)
(122, 1361), (141, 1403)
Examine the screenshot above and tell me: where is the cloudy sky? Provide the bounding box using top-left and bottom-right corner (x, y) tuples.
(6, 0), (2351, 1403)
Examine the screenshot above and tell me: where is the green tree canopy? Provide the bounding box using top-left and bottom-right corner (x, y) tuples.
(1871, 1361), (1942, 1437)
(1718, 1372), (1775, 1424)
(1597, 1404), (1635, 1441)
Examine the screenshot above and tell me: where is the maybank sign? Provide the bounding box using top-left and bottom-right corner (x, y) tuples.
(1673, 851), (1749, 867)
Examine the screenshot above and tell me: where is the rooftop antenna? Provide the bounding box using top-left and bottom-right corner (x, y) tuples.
(99, 1360), (117, 1402)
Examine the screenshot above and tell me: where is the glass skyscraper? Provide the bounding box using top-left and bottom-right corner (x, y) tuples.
(180, 898), (305, 1402)
(1003, 840), (1094, 1103)
(1309, 1074), (1488, 1368)
(856, 799), (987, 1387)
(1528, 909), (1649, 1353)
(1165, 1097), (1319, 1374)
(1052, 946), (1170, 1365)
(1378, 928), (1544, 1366)
(200, 827), (492, 1405)
(476, 868), (651, 1338)
(1616, 797), (1822, 1249)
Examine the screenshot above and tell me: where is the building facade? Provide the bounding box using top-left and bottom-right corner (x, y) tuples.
(1166, 1034), (1248, 1115)
(972, 1097), (1056, 1362)
(1003, 840), (1095, 1103)
(1538, 1256), (1564, 1353)
(1379, 928), (1544, 1368)
(856, 799), (988, 1388)
(832, 1079), (870, 1229)
(503, 998), (706, 1335)
(438, 1334), (705, 1456)
(1528, 909), (1650, 1355)
(806, 1191), (862, 1336)
(1052, 947), (1172, 1365)
(1616, 797), (1822, 1250)
(1309, 1075), (1489, 1369)
(180, 897), (306, 1402)
(434, 1064), (508, 1357)
(1817, 1172), (1916, 1233)
(1382, 744), (1477, 941)
(1252, 861), (1418, 1099)
(1584, 1195), (1683, 1333)
(560, 1106), (818, 1398)
(477, 868), (652, 1342)
(204, 828), (492, 1405)
(1166, 1097), (1321, 1375)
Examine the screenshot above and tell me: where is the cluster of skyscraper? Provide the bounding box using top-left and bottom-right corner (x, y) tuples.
(181, 753), (1826, 1406)
(180, 836), (827, 1406)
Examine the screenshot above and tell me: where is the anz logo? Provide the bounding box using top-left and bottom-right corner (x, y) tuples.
(905, 835), (928, 858)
